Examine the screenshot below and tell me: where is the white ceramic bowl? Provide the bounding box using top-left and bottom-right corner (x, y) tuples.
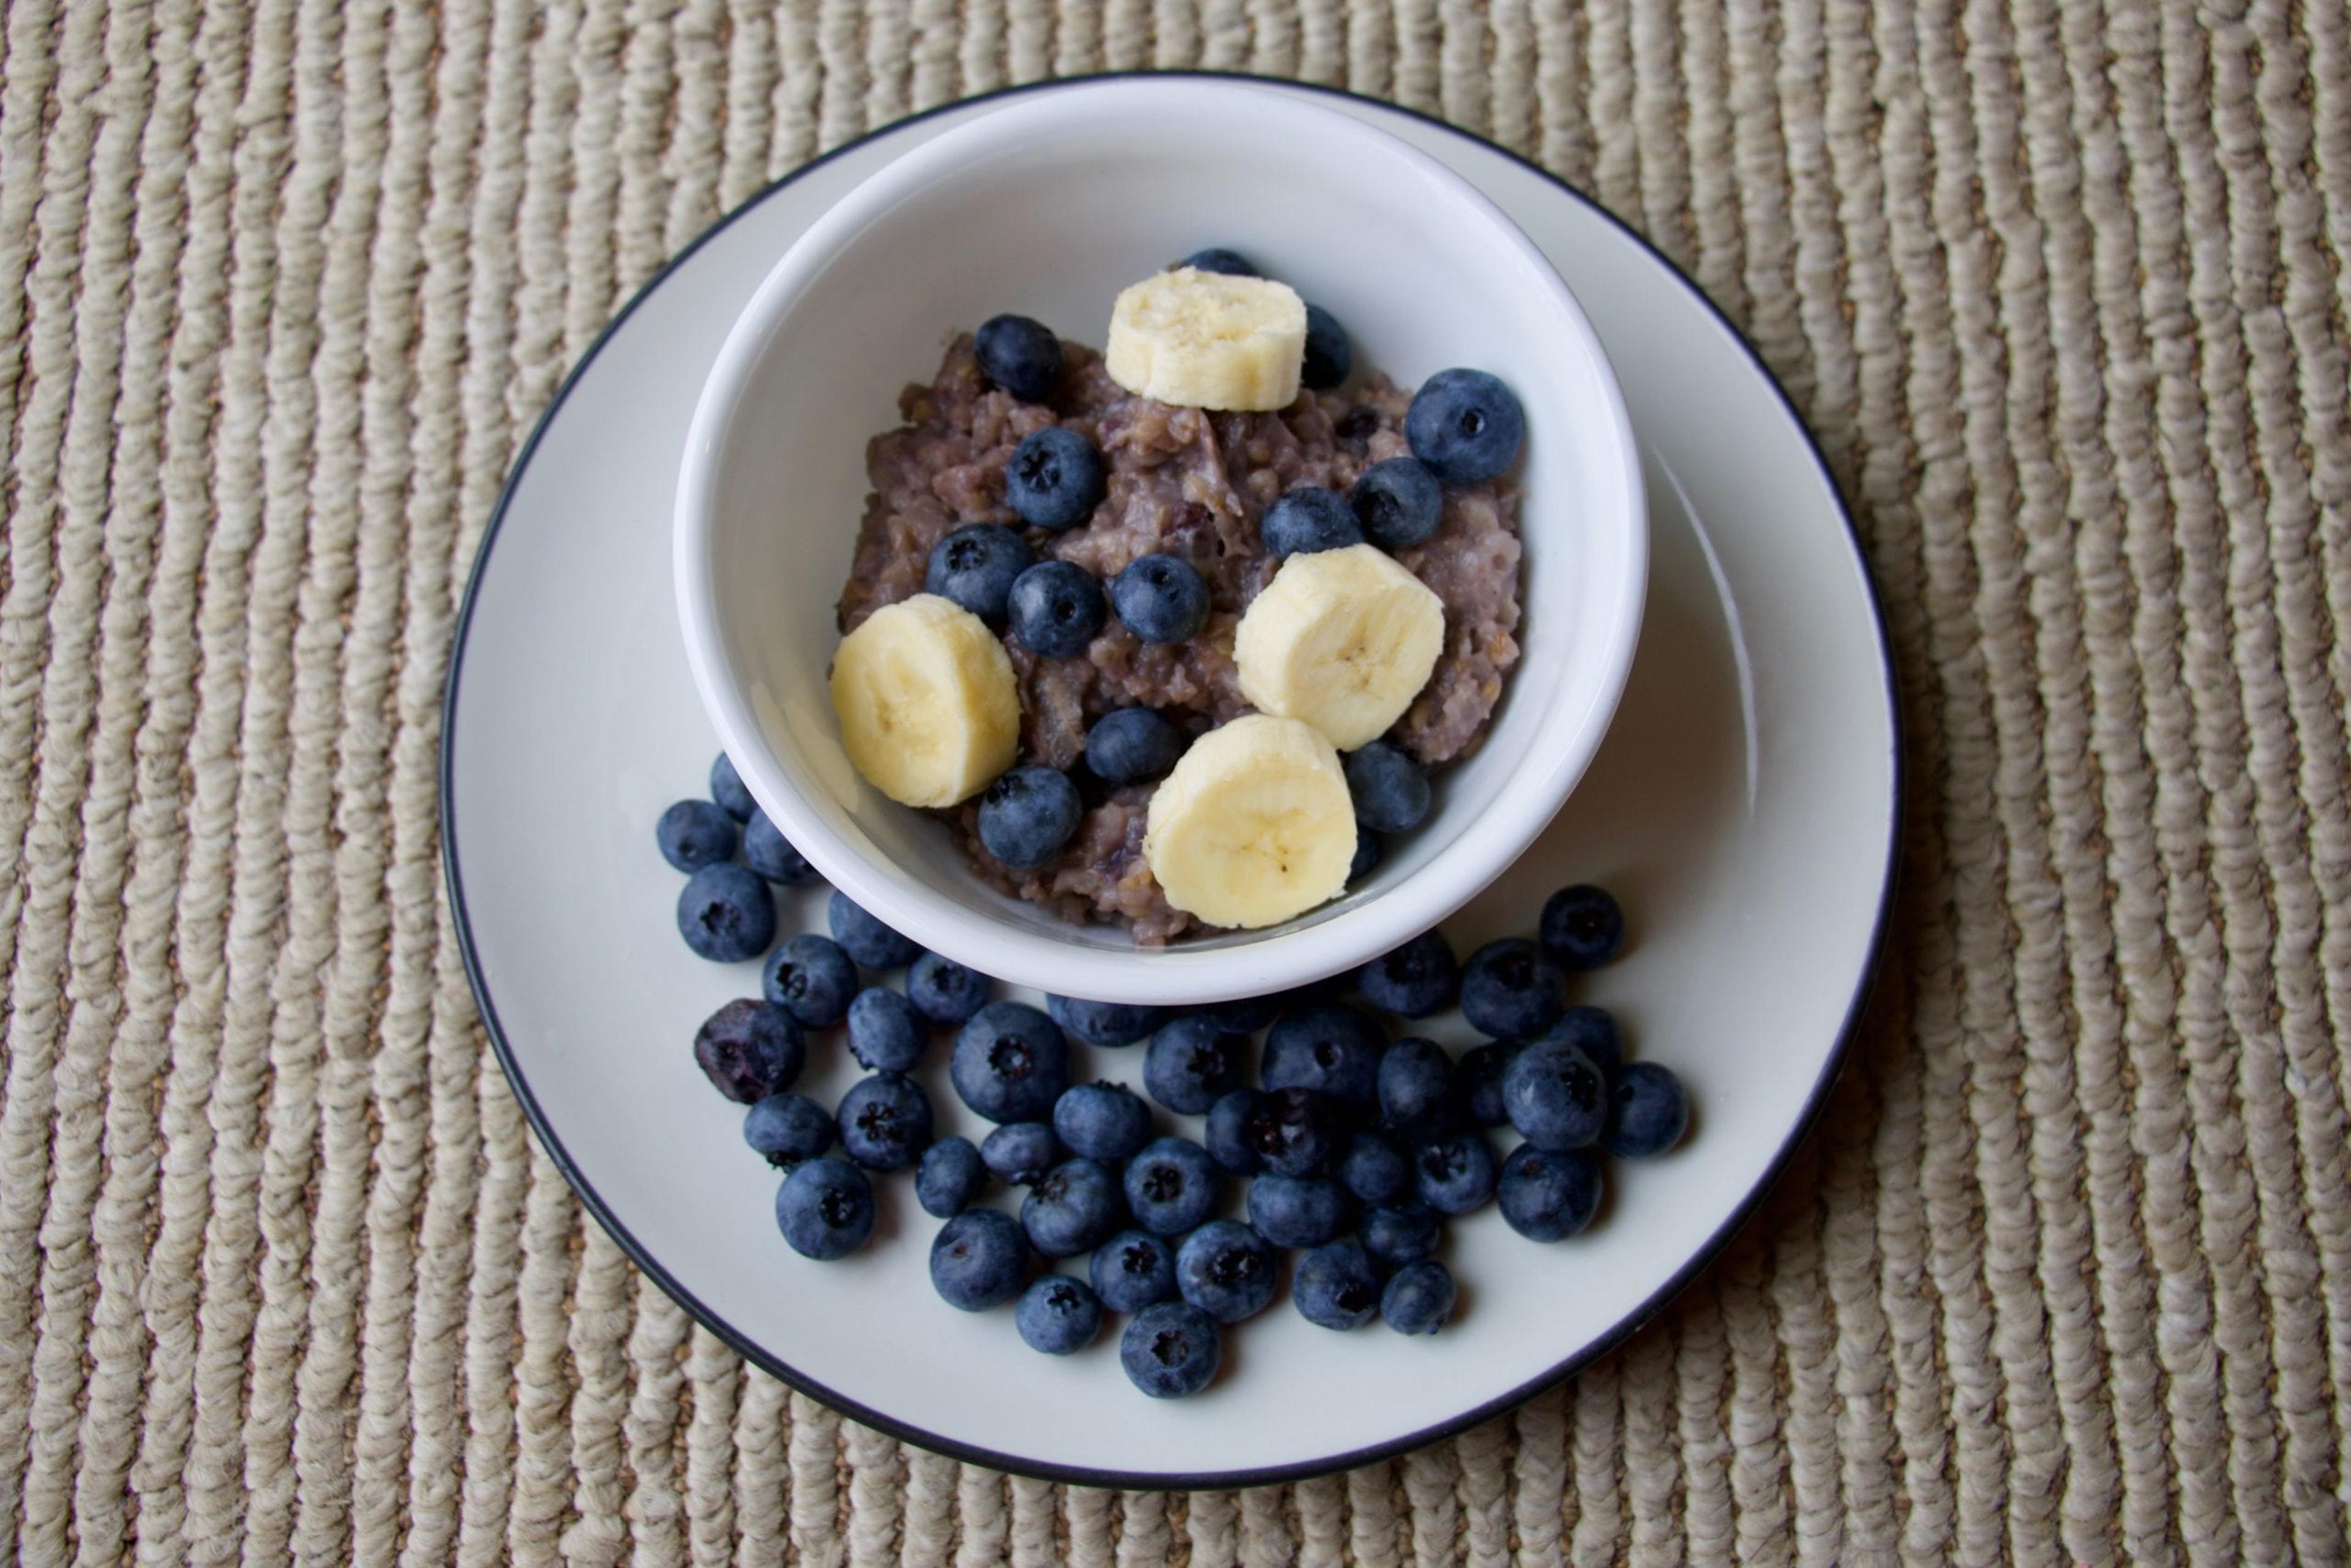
(675, 78), (1645, 1004)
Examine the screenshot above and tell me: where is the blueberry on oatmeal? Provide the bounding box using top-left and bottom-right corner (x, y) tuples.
(1005, 426), (1106, 532)
(977, 764), (1083, 869)
(1260, 486), (1362, 558)
(1007, 561), (1106, 659)
(1109, 553), (1210, 643)
(973, 313), (1063, 402)
(926, 523), (1033, 626)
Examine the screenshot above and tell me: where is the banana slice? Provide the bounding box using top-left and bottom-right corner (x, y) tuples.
(1104, 268), (1308, 411)
(1144, 715), (1355, 929)
(830, 593), (1021, 808)
(1233, 544), (1446, 751)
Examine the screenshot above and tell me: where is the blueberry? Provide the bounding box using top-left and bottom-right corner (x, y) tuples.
(1109, 553), (1210, 643)
(1294, 1240), (1383, 1330)
(951, 1002), (1071, 1123)
(709, 752), (757, 820)
(1052, 1082), (1153, 1163)
(846, 988), (926, 1072)
(1337, 1129), (1413, 1205)
(1414, 1132), (1499, 1215)
(1262, 1002), (1385, 1112)
(1357, 928), (1458, 1018)
(1177, 247), (1257, 277)
(980, 1120), (1062, 1186)
(1378, 1037), (1459, 1140)
(1349, 831), (1384, 883)
(1343, 742), (1430, 835)
(763, 934), (858, 1028)
(1497, 1143), (1603, 1240)
(1091, 1229), (1178, 1313)
(1084, 708), (1185, 785)
(1045, 994), (1168, 1048)
(1455, 1041), (1521, 1127)
(1007, 561), (1106, 659)
(1143, 1014), (1248, 1114)
(1540, 883), (1627, 970)
(915, 1136), (986, 1217)
(1123, 1137), (1222, 1236)
(977, 765), (1082, 869)
(658, 800), (739, 872)
(1382, 1259), (1456, 1335)
(1300, 304), (1351, 390)
(926, 523), (1034, 625)
(1501, 1038), (1608, 1151)
(692, 999), (804, 1103)
(1022, 1157), (1124, 1257)
(1458, 938), (1567, 1039)
(775, 1157), (875, 1260)
(973, 313), (1063, 403)
(906, 952), (991, 1026)
(1239, 1087), (1341, 1179)
(677, 865), (775, 962)
(1174, 1220), (1277, 1324)
(930, 1207), (1031, 1310)
(1351, 456), (1444, 550)
(1360, 1202), (1440, 1267)
(1248, 1173), (1354, 1248)
(742, 811), (822, 885)
(1404, 367), (1526, 485)
(1259, 486), (1362, 558)
(828, 890), (921, 969)
(1015, 1275), (1104, 1354)
(1005, 427), (1107, 532)
(1605, 1062), (1689, 1158)
(1530, 1005), (1624, 1076)
(1204, 1089), (1269, 1175)
(1121, 1301), (1223, 1397)
(744, 1092), (834, 1166)
(1207, 994), (1281, 1033)
(836, 1073), (932, 1171)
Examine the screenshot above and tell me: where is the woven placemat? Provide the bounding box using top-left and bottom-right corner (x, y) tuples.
(5, 0), (2350, 1561)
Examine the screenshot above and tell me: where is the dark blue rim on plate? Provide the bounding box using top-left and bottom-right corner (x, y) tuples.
(439, 72), (1907, 1491)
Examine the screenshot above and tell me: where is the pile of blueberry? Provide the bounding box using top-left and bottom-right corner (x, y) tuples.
(661, 756), (1690, 1399)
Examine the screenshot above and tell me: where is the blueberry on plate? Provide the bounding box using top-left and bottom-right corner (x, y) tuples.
(658, 799), (738, 872)
(981, 1121), (1063, 1186)
(1122, 1300), (1223, 1398)
(1458, 937), (1567, 1039)
(1404, 367), (1526, 485)
(1497, 1143), (1603, 1241)
(973, 313), (1063, 403)
(1015, 1275), (1104, 1355)
(677, 864), (775, 962)
(1300, 304), (1351, 391)
(1349, 830), (1384, 883)
(775, 1157), (875, 1260)
(1378, 1037), (1460, 1141)
(1248, 1173), (1355, 1248)
(926, 523), (1034, 625)
(1022, 1157), (1125, 1257)
(1143, 1013), (1248, 1114)
(1204, 1089), (1269, 1175)
(1052, 1082), (1153, 1163)
(1176, 247), (1256, 276)
(1338, 1129), (1413, 1206)
(846, 987), (926, 1072)
(1413, 1132), (1499, 1215)
(977, 765), (1082, 870)
(1540, 883), (1627, 970)
(1530, 1005), (1624, 1076)
(836, 1073), (932, 1171)
(1084, 708), (1185, 785)
(1351, 456), (1444, 550)
(692, 999), (804, 1103)
(1005, 427), (1107, 532)
(709, 751), (757, 820)
(1360, 1202), (1440, 1266)
(1239, 1087), (1341, 1179)
(951, 1001), (1071, 1122)
(1090, 1229), (1178, 1313)
(1501, 1038), (1608, 1151)
(744, 1092), (836, 1166)
(1046, 994), (1167, 1048)
(906, 951), (991, 1027)
(1109, 553), (1210, 643)
(763, 934), (858, 1029)
(1259, 486), (1362, 558)
(1007, 561), (1106, 659)
(915, 1136), (986, 1218)
(829, 890), (922, 969)
(1605, 1062), (1690, 1159)
(1124, 1137), (1223, 1237)
(930, 1207), (1031, 1310)
(1357, 928), (1458, 1018)
(1344, 741), (1430, 835)
(1207, 994), (1281, 1034)
(1261, 1001), (1386, 1112)
(1174, 1220), (1278, 1324)
(1454, 1040), (1521, 1128)
(742, 811), (822, 885)
(1382, 1259), (1456, 1335)
(1294, 1240), (1383, 1330)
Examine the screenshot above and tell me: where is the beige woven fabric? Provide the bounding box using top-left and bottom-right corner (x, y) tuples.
(3, 0), (2349, 1560)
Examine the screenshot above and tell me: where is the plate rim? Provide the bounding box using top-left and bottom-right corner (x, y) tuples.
(439, 70), (1906, 1490)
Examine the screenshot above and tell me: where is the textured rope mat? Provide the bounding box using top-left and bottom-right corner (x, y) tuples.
(4, 0), (2350, 1561)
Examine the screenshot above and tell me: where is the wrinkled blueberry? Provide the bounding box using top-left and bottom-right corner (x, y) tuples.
(1605, 1062), (1689, 1159)
(1360, 1202), (1440, 1267)
(1404, 367), (1526, 485)
(1455, 1041), (1521, 1128)
(1143, 1014), (1248, 1114)
(973, 313), (1063, 403)
(1382, 1259), (1456, 1335)
(1498, 1143), (1603, 1241)
(1414, 1132), (1499, 1215)
(1344, 741), (1430, 835)
(1124, 1137), (1222, 1237)
(1294, 1240), (1383, 1330)
(1351, 456), (1444, 550)
(1005, 427), (1106, 532)
(1260, 486), (1362, 558)
(1248, 1173), (1354, 1248)
(1501, 1038), (1608, 1151)
(776, 1157), (874, 1260)
(677, 864), (774, 962)
(926, 523), (1033, 625)
(1174, 1220), (1277, 1324)
(828, 890), (921, 969)
(1530, 1005), (1624, 1076)
(836, 1073), (932, 1171)
(1007, 561), (1106, 659)
(1052, 1082), (1153, 1163)
(915, 1136), (986, 1218)
(693, 999), (803, 1103)
(906, 951), (991, 1026)
(1262, 1002), (1385, 1112)
(1357, 927), (1458, 1018)
(1022, 1157), (1124, 1258)
(930, 1207), (1030, 1310)
(981, 1121), (1063, 1185)
(977, 765), (1082, 869)
(1110, 553), (1210, 643)
(1046, 994), (1166, 1048)
(741, 811), (822, 885)
(1121, 1301), (1223, 1398)
(1177, 247), (1257, 277)
(709, 752), (756, 820)
(1378, 1037), (1459, 1140)
(1015, 1275), (1104, 1355)
(1090, 1228), (1179, 1313)
(744, 1092), (835, 1166)
(1084, 707), (1185, 785)
(1300, 304), (1351, 391)
(763, 934), (857, 1028)
(1458, 937), (1567, 1039)
(658, 800), (738, 872)
(951, 1002), (1071, 1123)
(1338, 1129), (1413, 1206)
(846, 987), (926, 1072)
(1540, 883), (1627, 970)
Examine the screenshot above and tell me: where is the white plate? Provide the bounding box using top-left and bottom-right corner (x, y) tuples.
(442, 77), (1900, 1488)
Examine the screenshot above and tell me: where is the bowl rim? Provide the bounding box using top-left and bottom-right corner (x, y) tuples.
(672, 75), (1649, 1005)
